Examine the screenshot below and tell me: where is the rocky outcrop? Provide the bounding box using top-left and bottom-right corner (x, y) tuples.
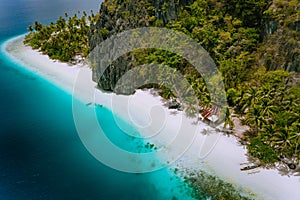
(258, 0), (300, 72)
(168, 99), (181, 109)
(89, 0), (300, 92)
(258, 27), (300, 72)
(88, 0), (195, 93)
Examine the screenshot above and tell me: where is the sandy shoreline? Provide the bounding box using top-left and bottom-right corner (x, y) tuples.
(3, 35), (300, 200)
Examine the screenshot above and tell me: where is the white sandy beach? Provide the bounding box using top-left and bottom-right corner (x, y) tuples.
(3, 35), (300, 200)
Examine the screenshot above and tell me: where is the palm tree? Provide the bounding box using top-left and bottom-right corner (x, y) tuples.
(91, 10), (94, 18)
(49, 22), (55, 31)
(184, 96), (198, 118)
(223, 107), (234, 129)
(34, 21), (42, 31)
(160, 88), (175, 99)
(239, 86), (257, 114)
(56, 16), (66, 30)
(88, 15), (92, 22)
(244, 104), (264, 135)
(27, 25), (33, 32)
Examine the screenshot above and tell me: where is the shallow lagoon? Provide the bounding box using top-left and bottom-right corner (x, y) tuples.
(0, 0), (197, 199)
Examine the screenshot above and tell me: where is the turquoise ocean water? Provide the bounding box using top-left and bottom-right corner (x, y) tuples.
(0, 0), (200, 199)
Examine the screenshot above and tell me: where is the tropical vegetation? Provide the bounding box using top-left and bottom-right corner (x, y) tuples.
(24, 10), (99, 62)
(24, 0), (300, 172)
(187, 170), (255, 200)
(128, 0), (300, 168)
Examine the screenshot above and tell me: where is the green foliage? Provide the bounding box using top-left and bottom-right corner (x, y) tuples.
(188, 171), (255, 200)
(117, 2), (300, 167)
(223, 0), (270, 28)
(24, 11), (98, 62)
(163, 0), (299, 166)
(234, 68), (300, 163)
(247, 137), (279, 164)
(24, 0), (300, 167)
(99, 27), (109, 39)
(154, 19), (164, 27)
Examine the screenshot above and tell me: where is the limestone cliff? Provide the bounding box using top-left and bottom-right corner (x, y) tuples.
(258, 0), (300, 72)
(88, 0), (195, 93)
(88, 0), (300, 93)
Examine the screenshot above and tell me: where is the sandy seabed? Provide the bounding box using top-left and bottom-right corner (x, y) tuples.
(3, 35), (300, 200)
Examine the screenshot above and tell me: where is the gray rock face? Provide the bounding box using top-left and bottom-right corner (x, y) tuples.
(88, 0), (195, 93)
(258, 23), (300, 72)
(168, 99), (181, 109)
(262, 18), (278, 40)
(89, 0), (300, 90)
(258, 1), (300, 72)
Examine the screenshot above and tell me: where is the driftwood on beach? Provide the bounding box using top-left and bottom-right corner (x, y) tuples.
(240, 164), (261, 171)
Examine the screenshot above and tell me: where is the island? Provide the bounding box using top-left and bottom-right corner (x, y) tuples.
(4, 0), (300, 199)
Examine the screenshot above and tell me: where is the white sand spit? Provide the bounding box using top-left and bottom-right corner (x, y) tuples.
(3, 35), (300, 200)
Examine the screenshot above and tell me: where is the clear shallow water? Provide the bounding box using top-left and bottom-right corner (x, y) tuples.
(0, 0), (197, 199)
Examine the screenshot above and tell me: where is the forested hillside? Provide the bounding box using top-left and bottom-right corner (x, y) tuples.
(88, 0), (300, 168)
(25, 0), (300, 171)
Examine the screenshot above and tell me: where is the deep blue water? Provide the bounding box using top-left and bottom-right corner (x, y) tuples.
(0, 0), (196, 199)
